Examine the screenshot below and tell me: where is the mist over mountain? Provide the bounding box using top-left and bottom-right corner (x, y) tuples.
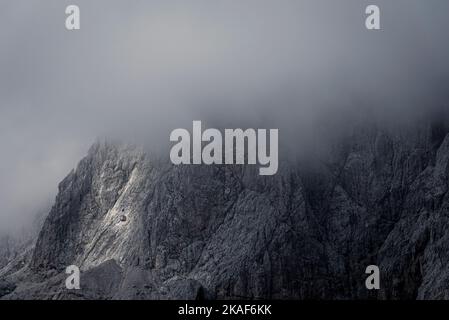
(1, 0), (449, 234)
(2, 117), (449, 299)
(1, 0), (449, 300)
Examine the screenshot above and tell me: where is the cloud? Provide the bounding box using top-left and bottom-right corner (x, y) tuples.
(1, 0), (449, 234)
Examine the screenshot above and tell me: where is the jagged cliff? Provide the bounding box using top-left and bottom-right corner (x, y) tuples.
(2, 122), (449, 300)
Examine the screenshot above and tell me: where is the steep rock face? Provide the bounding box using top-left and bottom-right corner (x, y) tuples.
(379, 133), (449, 299)
(31, 143), (151, 271)
(2, 123), (449, 300)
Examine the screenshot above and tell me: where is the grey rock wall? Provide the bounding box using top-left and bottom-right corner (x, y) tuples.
(2, 123), (449, 300)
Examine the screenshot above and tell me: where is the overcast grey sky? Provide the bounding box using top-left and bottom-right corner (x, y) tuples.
(1, 0), (449, 234)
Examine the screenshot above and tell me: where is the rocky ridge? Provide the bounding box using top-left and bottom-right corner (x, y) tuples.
(2, 122), (449, 299)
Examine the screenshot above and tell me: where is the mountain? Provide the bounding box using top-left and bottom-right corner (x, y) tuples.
(2, 121), (449, 300)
